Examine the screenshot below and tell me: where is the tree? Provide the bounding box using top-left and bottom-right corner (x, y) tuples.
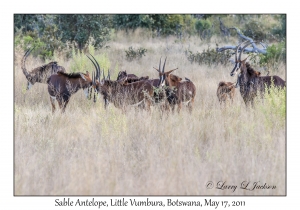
(113, 14), (196, 36)
(14, 14), (45, 34)
(55, 15), (112, 52)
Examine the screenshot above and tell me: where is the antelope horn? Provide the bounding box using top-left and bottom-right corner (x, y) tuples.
(86, 54), (98, 76)
(93, 71), (96, 86)
(153, 67), (159, 72)
(162, 57), (167, 74)
(88, 54), (101, 82)
(108, 69), (111, 80)
(235, 41), (249, 61)
(158, 57), (162, 73)
(166, 68), (178, 73)
(238, 41), (253, 61)
(21, 47), (35, 79)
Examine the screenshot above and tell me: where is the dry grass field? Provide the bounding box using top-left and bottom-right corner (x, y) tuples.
(14, 30), (286, 195)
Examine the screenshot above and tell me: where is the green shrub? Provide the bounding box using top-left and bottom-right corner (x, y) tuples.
(185, 46), (232, 66)
(125, 46), (147, 61)
(258, 41), (286, 71)
(243, 20), (267, 41)
(195, 19), (212, 39)
(257, 84), (286, 127)
(195, 19), (212, 32)
(70, 45), (111, 74)
(14, 29), (66, 61)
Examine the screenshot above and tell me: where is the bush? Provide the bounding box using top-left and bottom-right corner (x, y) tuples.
(185, 46), (232, 66)
(258, 41), (286, 71)
(114, 14), (197, 37)
(14, 26), (68, 61)
(257, 84), (286, 127)
(125, 46), (147, 61)
(15, 31), (53, 61)
(195, 19), (212, 40)
(70, 45), (111, 74)
(243, 20), (267, 41)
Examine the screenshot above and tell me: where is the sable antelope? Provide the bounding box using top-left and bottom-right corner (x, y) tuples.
(230, 41), (286, 106)
(155, 58), (196, 113)
(116, 70), (166, 105)
(217, 81), (236, 105)
(47, 71), (93, 113)
(88, 56), (154, 112)
(116, 71), (149, 84)
(21, 48), (66, 90)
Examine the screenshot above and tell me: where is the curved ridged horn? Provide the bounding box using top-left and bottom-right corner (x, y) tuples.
(158, 57), (162, 73)
(230, 41), (249, 76)
(108, 69), (111, 80)
(235, 41), (248, 62)
(86, 54), (98, 85)
(21, 47), (35, 79)
(86, 54), (100, 82)
(238, 41), (252, 61)
(92, 71), (95, 86)
(162, 57), (167, 74)
(88, 54), (101, 82)
(158, 57), (168, 86)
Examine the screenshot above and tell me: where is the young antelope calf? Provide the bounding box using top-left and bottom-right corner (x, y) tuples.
(217, 81), (236, 105)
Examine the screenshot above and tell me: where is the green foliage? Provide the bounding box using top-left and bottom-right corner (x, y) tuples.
(272, 14), (286, 39)
(55, 15), (112, 51)
(258, 42), (286, 71)
(185, 46), (232, 66)
(258, 84), (286, 127)
(70, 45), (111, 74)
(125, 46), (147, 61)
(15, 30), (53, 60)
(195, 19), (212, 40)
(113, 15), (154, 30)
(14, 14), (42, 33)
(195, 19), (212, 31)
(114, 14), (196, 36)
(243, 20), (268, 41)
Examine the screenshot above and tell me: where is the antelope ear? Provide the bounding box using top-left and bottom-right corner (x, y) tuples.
(242, 57), (248, 63)
(80, 73), (87, 81)
(86, 71), (89, 76)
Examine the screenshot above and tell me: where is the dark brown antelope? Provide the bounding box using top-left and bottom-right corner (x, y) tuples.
(116, 70), (149, 84)
(230, 41), (286, 106)
(155, 58), (196, 113)
(88, 56), (154, 112)
(21, 48), (66, 90)
(47, 71), (93, 113)
(217, 81), (236, 105)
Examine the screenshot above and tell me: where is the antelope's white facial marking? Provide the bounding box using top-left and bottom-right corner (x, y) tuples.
(230, 71), (236, 77)
(27, 82), (33, 90)
(83, 88), (89, 98)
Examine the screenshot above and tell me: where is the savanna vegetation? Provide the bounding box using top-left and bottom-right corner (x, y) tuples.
(14, 14), (286, 195)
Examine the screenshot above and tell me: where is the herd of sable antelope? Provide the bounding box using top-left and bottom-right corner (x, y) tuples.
(21, 40), (286, 114)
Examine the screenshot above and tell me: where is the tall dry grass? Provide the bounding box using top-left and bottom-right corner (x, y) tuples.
(14, 31), (286, 195)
